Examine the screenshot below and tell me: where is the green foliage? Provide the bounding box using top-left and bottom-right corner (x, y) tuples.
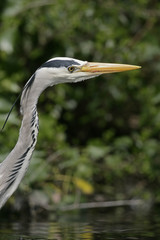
(0, 0), (160, 209)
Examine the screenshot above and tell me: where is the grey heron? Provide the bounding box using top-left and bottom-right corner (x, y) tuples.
(0, 57), (140, 209)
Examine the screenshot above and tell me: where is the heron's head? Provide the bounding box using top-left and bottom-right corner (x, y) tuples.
(20, 57), (140, 114)
(34, 57), (141, 87)
(22, 56), (141, 109)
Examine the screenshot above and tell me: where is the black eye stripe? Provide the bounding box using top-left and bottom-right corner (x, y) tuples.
(39, 60), (80, 69)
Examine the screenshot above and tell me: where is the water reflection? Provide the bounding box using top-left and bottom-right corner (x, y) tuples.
(1, 207), (160, 239)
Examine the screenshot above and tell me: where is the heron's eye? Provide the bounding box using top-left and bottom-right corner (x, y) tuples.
(68, 66), (75, 73)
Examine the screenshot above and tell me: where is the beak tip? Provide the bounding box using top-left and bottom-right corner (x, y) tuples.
(136, 65), (141, 69)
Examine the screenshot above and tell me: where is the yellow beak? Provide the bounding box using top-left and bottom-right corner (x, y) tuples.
(81, 62), (141, 74)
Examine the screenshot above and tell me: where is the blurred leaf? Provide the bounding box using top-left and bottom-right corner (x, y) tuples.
(74, 177), (94, 194)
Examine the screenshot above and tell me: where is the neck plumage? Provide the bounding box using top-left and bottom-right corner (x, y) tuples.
(0, 77), (41, 208)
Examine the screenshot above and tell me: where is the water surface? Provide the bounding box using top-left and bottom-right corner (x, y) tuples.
(0, 206), (160, 239)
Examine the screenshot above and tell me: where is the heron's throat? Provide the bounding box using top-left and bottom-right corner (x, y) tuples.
(20, 83), (41, 116)
(19, 87), (40, 149)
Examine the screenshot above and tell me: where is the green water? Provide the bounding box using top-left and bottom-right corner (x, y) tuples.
(0, 207), (160, 239)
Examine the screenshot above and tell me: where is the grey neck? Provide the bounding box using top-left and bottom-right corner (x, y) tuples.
(0, 85), (40, 208)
